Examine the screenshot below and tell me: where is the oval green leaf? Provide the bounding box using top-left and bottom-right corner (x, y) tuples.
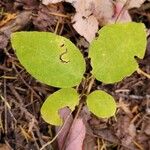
(11, 32), (85, 88)
(89, 22), (147, 83)
(41, 88), (79, 125)
(87, 90), (116, 118)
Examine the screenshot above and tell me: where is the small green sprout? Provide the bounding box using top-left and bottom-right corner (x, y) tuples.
(11, 22), (146, 125)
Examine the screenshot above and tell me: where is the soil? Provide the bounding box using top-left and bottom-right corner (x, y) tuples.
(0, 0), (150, 150)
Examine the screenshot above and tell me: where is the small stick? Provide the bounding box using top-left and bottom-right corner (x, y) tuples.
(133, 140), (144, 150)
(0, 95), (17, 123)
(0, 65), (12, 72)
(4, 48), (41, 100)
(8, 84), (24, 105)
(48, 12), (70, 18)
(137, 68), (150, 79)
(54, 18), (60, 34)
(3, 71), (8, 134)
(0, 75), (17, 79)
(86, 76), (95, 95)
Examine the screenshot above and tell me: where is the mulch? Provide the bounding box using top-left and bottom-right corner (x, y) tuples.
(0, 0), (150, 150)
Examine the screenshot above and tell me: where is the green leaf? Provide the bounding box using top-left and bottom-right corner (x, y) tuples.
(89, 22), (147, 83)
(41, 88), (79, 125)
(11, 32), (85, 88)
(87, 90), (116, 118)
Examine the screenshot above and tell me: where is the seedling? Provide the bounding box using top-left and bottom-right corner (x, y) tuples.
(11, 22), (146, 126)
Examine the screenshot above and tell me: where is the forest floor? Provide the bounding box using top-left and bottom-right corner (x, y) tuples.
(0, 0), (150, 150)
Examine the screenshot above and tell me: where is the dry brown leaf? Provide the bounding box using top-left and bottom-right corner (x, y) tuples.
(65, 118), (86, 150)
(42, 0), (114, 42)
(72, 14), (98, 42)
(56, 107), (86, 150)
(42, 0), (144, 42)
(56, 107), (73, 150)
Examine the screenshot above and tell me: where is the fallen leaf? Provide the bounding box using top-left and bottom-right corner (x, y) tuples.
(42, 0), (114, 42)
(72, 14), (98, 42)
(65, 118), (86, 150)
(56, 108), (86, 150)
(56, 107), (73, 150)
(42, 0), (143, 42)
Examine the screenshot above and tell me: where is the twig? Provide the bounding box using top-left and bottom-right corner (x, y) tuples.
(0, 65), (12, 72)
(31, 131), (40, 150)
(3, 48), (41, 100)
(8, 84), (24, 105)
(100, 139), (107, 150)
(137, 68), (150, 79)
(0, 95), (17, 123)
(54, 18), (60, 34)
(10, 97), (37, 122)
(4, 140), (13, 150)
(86, 76), (95, 95)
(19, 125), (32, 142)
(34, 126), (50, 150)
(0, 75), (17, 79)
(133, 140), (144, 150)
(48, 12), (70, 18)
(3, 71), (8, 134)
(97, 138), (100, 150)
(13, 64), (41, 100)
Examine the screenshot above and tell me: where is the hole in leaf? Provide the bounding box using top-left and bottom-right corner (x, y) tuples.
(60, 44), (64, 47)
(59, 48), (70, 63)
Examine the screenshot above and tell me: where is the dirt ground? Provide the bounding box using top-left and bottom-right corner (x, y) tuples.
(0, 0), (150, 150)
